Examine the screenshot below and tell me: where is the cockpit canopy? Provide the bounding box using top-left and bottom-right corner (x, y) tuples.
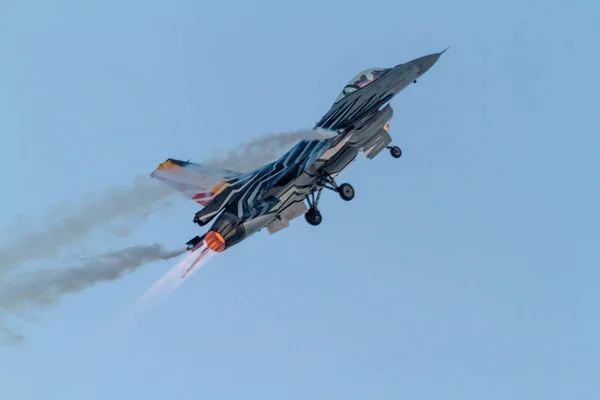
(335, 68), (390, 102)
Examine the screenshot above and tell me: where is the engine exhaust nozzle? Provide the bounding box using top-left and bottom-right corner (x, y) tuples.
(205, 231), (226, 252)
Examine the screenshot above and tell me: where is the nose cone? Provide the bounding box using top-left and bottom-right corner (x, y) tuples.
(411, 48), (447, 75)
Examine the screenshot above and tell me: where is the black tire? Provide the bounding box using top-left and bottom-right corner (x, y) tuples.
(338, 183), (355, 201)
(305, 208), (322, 226)
(390, 146), (402, 159)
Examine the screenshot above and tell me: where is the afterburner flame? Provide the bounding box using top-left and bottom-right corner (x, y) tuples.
(205, 231), (226, 252)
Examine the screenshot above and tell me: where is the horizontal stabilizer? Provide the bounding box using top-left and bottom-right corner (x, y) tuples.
(151, 158), (242, 206)
(186, 235), (204, 251)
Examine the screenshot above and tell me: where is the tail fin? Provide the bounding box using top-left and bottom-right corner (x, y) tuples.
(150, 158), (242, 206)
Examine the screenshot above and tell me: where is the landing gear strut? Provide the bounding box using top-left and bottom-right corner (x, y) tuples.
(388, 145), (402, 159)
(305, 186), (324, 226)
(304, 173), (355, 226)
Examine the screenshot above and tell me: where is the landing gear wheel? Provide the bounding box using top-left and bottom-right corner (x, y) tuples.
(305, 208), (322, 226)
(338, 183), (355, 201)
(390, 146), (402, 159)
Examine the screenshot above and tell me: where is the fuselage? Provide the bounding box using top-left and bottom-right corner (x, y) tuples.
(200, 50), (446, 252)
(204, 106), (393, 252)
(315, 50), (446, 132)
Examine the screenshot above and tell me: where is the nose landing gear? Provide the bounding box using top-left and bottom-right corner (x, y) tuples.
(338, 183), (355, 201)
(388, 145), (402, 159)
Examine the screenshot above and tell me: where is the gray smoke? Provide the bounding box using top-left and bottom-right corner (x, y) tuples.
(207, 128), (335, 171)
(1, 244), (184, 311)
(0, 176), (174, 279)
(0, 128), (334, 280)
(0, 243), (185, 344)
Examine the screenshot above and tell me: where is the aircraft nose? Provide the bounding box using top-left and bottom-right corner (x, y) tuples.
(411, 48), (447, 75)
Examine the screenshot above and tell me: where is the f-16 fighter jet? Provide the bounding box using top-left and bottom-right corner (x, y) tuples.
(151, 49), (446, 266)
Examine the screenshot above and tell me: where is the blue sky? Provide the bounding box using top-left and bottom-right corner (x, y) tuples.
(1, 0), (598, 398)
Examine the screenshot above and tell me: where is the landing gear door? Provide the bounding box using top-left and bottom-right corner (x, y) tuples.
(266, 201), (308, 235)
(362, 129), (392, 159)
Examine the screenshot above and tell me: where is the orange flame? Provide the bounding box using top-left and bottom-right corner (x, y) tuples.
(205, 231), (226, 252)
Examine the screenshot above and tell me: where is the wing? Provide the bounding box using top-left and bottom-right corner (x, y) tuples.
(150, 158), (243, 207)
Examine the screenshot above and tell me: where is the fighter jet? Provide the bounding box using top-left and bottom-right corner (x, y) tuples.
(151, 49), (446, 263)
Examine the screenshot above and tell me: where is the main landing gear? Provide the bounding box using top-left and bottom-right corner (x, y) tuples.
(305, 207), (322, 226)
(304, 173), (355, 226)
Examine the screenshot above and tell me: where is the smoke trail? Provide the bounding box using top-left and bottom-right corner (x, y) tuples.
(0, 244), (184, 312)
(0, 176), (174, 279)
(1, 244), (184, 341)
(0, 243), (185, 344)
(206, 128), (335, 171)
(0, 128), (333, 280)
